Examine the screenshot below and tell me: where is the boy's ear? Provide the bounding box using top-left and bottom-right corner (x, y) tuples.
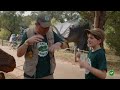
(98, 39), (102, 45)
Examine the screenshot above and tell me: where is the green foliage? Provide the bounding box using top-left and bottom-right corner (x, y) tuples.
(78, 11), (95, 23)
(31, 11), (80, 23)
(0, 29), (10, 40)
(105, 11), (120, 56)
(51, 17), (61, 25)
(20, 15), (33, 28)
(0, 11), (22, 35)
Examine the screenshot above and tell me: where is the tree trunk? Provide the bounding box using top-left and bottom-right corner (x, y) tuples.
(94, 11), (106, 47)
(94, 11), (106, 30)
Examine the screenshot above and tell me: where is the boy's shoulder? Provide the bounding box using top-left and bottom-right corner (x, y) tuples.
(89, 48), (105, 55)
(95, 48), (106, 58)
(98, 48), (105, 53)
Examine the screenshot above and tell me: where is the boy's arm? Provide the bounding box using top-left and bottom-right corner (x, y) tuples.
(79, 51), (107, 79)
(89, 51), (107, 79)
(87, 65), (107, 79)
(79, 60), (106, 79)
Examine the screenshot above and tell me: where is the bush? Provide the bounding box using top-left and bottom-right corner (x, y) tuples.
(0, 29), (10, 40)
(105, 26), (120, 56)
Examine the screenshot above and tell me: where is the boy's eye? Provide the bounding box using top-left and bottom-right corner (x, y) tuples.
(90, 37), (94, 39)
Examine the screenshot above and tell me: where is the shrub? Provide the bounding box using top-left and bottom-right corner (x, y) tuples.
(105, 26), (120, 56)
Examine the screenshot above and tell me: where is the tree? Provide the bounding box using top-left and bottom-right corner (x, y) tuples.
(94, 11), (106, 30)
(105, 11), (120, 56)
(20, 15), (34, 29)
(0, 11), (23, 39)
(93, 11), (106, 48)
(31, 11), (80, 23)
(78, 11), (95, 24)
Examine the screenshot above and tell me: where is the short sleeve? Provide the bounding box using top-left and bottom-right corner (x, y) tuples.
(97, 52), (107, 71)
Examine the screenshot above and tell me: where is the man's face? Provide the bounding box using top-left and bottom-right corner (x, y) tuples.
(35, 22), (49, 35)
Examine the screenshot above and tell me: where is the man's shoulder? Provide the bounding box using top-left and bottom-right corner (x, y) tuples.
(25, 27), (35, 38)
(25, 27), (34, 32)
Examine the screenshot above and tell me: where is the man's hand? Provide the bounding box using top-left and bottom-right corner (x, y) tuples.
(25, 34), (44, 45)
(49, 42), (61, 53)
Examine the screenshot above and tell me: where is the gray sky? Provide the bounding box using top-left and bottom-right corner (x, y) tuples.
(23, 11), (31, 16)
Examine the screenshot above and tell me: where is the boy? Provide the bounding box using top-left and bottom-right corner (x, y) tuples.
(76, 28), (107, 79)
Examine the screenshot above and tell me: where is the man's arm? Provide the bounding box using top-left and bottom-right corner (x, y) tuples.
(53, 31), (69, 49)
(17, 41), (29, 57)
(48, 31), (69, 52)
(17, 32), (28, 57)
(60, 41), (69, 49)
(17, 34), (44, 57)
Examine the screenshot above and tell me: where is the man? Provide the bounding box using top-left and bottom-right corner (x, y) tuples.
(17, 13), (68, 79)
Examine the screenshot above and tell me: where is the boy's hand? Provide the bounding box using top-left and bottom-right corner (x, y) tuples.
(78, 60), (90, 69)
(76, 52), (81, 61)
(76, 52), (81, 58)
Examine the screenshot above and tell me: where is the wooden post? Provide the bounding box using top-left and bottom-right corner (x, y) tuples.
(74, 46), (77, 62)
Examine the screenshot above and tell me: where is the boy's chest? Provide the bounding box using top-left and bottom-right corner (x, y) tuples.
(88, 53), (98, 67)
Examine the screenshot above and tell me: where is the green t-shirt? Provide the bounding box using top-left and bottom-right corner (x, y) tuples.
(85, 48), (107, 79)
(20, 31), (63, 78)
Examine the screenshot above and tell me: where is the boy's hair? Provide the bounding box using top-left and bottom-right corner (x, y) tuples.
(86, 28), (105, 46)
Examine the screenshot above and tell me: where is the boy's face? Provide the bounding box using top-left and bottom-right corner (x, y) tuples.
(87, 34), (101, 48)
